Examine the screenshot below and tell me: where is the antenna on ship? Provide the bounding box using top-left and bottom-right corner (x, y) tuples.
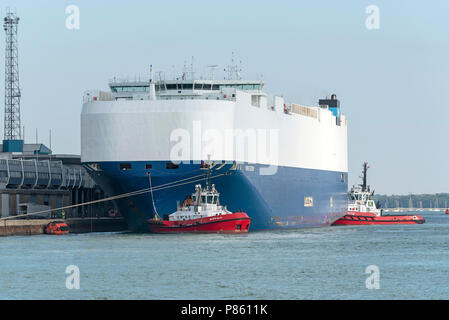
(149, 64), (156, 100)
(205, 168), (212, 190)
(360, 162), (369, 192)
(182, 59), (187, 80)
(190, 56), (195, 80)
(156, 71), (164, 82)
(224, 52), (242, 80)
(207, 65), (218, 80)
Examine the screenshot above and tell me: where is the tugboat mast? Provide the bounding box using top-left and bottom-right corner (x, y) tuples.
(360, 162), (368, 192)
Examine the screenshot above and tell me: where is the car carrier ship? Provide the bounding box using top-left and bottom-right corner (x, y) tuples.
(81, 62), (348, 231)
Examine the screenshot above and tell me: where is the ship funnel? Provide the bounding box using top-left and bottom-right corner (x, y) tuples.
(319, 94), (341, 125)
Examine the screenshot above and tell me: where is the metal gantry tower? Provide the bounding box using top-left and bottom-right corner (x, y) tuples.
(3, 10), (21, 141)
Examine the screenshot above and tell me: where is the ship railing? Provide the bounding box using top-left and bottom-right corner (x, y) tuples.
(83, 90), (116, 103)
(290, 103), (318, 119)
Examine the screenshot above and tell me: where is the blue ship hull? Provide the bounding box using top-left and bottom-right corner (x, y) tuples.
(85, 161), (348, 231)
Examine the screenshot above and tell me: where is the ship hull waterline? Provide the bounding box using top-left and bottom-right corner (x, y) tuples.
(84, 161), (348, 232)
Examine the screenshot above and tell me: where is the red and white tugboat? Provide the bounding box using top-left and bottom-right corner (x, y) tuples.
(333, 162), (425, 225)
(147, 181), (251, 234)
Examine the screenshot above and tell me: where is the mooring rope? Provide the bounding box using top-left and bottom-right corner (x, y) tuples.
(148, 172), (159, 220)
(0, 171), (229, 221)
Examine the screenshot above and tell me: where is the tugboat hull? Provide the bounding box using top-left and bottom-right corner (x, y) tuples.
(148, 212), (251, 234)
(333, 213), (425, 225)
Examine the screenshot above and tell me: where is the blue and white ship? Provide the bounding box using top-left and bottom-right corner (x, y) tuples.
(81, 63), (348, 231)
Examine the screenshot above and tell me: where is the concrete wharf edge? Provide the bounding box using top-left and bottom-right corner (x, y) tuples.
(0, 217), (128, 236)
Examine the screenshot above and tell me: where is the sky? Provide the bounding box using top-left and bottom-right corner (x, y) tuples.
(0, 0), (448, 195)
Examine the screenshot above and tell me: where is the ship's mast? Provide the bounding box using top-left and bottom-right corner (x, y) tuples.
(205, 168), (211, 190)
(360, 162), (368, 192)
(224, 52), (242, 80)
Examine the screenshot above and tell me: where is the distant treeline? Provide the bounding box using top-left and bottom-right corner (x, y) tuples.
(374, 193), (449, 209)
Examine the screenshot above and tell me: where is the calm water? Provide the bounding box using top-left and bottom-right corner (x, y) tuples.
(1, 211), (448, 299)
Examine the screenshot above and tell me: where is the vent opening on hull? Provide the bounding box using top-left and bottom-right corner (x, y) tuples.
(166, 162), (179, 169)
(120, 163), (132, 170)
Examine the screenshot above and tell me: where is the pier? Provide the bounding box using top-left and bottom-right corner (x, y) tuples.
(0, 217), (128, 236)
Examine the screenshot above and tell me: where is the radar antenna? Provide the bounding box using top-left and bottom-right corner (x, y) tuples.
(224, 52), (242, 80)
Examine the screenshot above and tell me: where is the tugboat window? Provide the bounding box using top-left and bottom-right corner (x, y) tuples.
(145, 164), (152, 169)
(120, 163), (132, 170)
(236, 224), (241, 230)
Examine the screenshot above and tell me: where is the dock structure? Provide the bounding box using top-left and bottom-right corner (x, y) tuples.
(0, 217), (128, 236)
(0, 146), (116, 220)
(0, 149), (129, 236)
(0, 11), (126, 235)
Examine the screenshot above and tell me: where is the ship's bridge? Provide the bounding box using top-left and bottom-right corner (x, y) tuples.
(107, 79), (264, 100)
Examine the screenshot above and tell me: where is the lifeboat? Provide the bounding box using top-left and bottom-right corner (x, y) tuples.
(148, 183), (251, 234)
(44, 221), (70, 235)
(333, 162), (425, 226)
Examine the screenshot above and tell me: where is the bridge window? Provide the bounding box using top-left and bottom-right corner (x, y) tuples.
(194, 83), (203, 89)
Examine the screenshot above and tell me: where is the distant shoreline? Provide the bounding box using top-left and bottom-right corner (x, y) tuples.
(375, 193), (449, 209)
